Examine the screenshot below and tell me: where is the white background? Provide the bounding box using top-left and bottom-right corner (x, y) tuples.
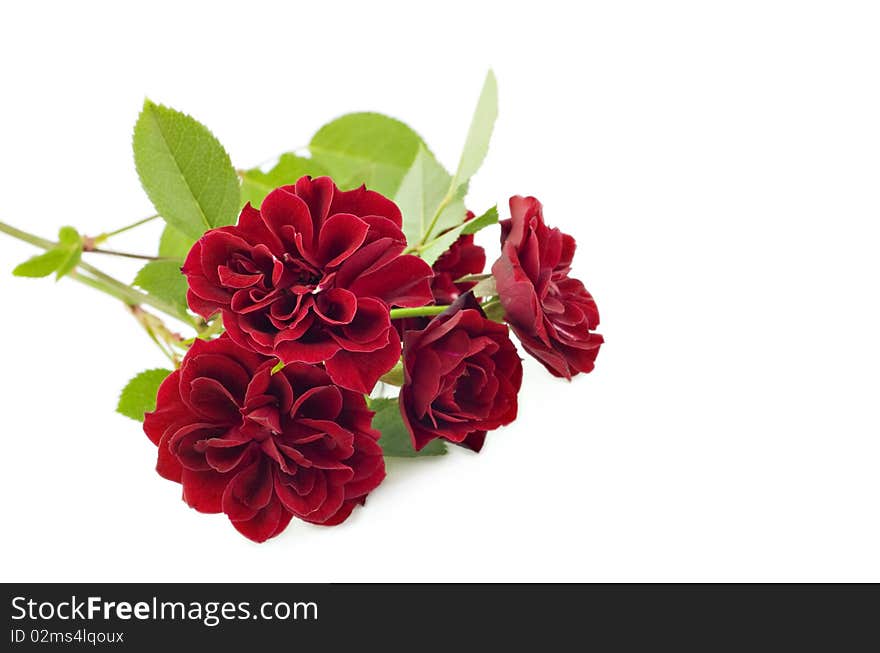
(1, 1), (878, 582)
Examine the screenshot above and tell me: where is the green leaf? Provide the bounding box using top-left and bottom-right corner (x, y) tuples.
(12, 249), (68, 277)
(158, 224), (196, 260)
(12, 226), (82, 279)
(455, 273), (492, 284)
(133, 100), (240, 240)
(400, 72), (498, 249)
(54, 226), (82, 280)
(454, 70), (498, 187)
(117, 368), (173, 422)
(58, 226), (80, 246)
(432, 184), (469, 236)
(470, 275), (497, 298)
(395, 146), (453, 247)
(133, 260), (189, 317)
(483, 300), (505, 322)
(395, 150), (470, 250)
(240, 154), (328, 209)
(370, 397), (447, 457)
(419, 205), (498, 266)
(309, 112), (438, 196)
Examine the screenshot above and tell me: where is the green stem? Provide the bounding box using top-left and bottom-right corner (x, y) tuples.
(85, 247), (167, 261)
(182, 317), (225, 344)
(67, 269), (140, 304)
(390, 295), (504, 319)
(420, 157), (466, 247)
(132, 309), (177, 365)
(0, 220), (194, 326)
(389, 305), (450, 319)
(418, 189), (455, 247)
(389, 298), (503, 321)
(389, 299), (503, 322)
(78, 259), (188, 322)
(0, 220), (54, 249)
(130, 306), (185, 366)
(97, 214), (160, 241)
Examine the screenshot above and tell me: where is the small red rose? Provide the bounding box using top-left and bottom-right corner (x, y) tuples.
(430, 211), (487, 305)
(394, 211), (487, 336)
(492, 196), (603, 378)
(183, 176), (434, 393)
(143, 335), (385, 542)
(399, 292), (522, 452)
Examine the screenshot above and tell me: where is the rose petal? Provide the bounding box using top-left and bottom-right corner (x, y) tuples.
(222, 459), (274, 522)
(306, 498), (358, 526)
(261, 185), (316, 255)
(298, 482), (345, 524)
(328, 184), (403, 228)
(144, 370), (187, 446)
(181, 468), (231, 513)
(294, 176), (335, 229)
(325, 335), (401, 394)
(230, 495), (287, 543)
(274, 332), (340, 365)
(348, 254), (434, 307)
(275, 468), (327, 517)
(316, 213), (369, 268)
(290, 385), (343, 421)
(314, 287), (358, 326)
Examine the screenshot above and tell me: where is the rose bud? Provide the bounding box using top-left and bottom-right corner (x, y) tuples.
(399, 292), (522, 452)
(183, 176), (434, 394)
(143, 335), (386, 542)
(492, 196), (603, 379)
(394, 211), (487, 336)
(430, 211), (487, 305)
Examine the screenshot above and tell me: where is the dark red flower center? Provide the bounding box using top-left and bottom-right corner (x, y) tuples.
(282, 253), (323, 289)
(241, 403), (282, 442)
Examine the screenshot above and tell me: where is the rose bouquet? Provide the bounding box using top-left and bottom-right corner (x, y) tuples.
(0, 72), (603, 542)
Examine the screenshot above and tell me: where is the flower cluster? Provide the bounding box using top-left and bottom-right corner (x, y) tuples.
(1, 82), (605, 544)
(145, 178), (602, 542)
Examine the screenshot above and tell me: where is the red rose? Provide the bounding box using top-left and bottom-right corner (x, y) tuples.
(143, 335), (385, 542)
(394, 212), (487, 336)
(399, 293), (522, 452)
(492, 196), (603, 378)
(430, 211), (487, 305)
(183, 176), (434, 393)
